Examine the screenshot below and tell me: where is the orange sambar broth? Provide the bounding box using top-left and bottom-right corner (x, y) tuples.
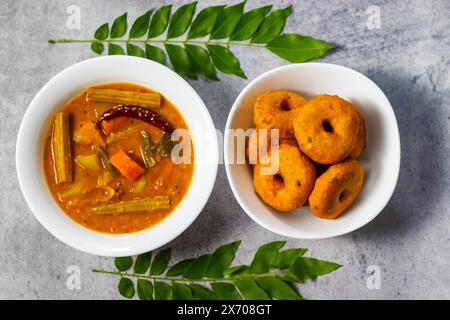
(44, 83), (194, 234)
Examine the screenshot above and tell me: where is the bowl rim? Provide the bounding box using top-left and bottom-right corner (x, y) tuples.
(224, 62), (401, 239)
(16, 55), (219, 256)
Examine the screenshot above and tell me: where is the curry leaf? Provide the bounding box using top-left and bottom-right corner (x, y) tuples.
(127, 43), (145, 57)
(145, 44), (166, 65)
(110, 13), (128, 38)
(108, 43), (125, 55)
(248, 241), (285, 273)
(94, 241), (341, 300)
(288, 257), (342, 283)
(210, 1), (246, 39)
(183, 254), (211, 279)
(256, 276), (303, 300)
(167, 2), (197, 39)
(211, 282), (242, 300)
(187, 5), (224, 39)
(251, 6), (292, 43)
(154, 281), (173, 300)
(136, 279), (153, 300)
(234, 279), (270, 300)
(115, 256), (133, 271)
(272, 248), (307, 269)
(185, 44), (218, 81)
(172, 283), (194, 300)
(94, 23), (109, 40)
(118, 277), (135, 299)
(190, 284), (216, 300)
(266, 34), (335, 63)
(165, 44), (197, 79)
(134, 252), (152, 274)
(205, 241), (241, 277)
(150, 248), (171, 275)
(206, 45), (246, 79)
(230, 5), (272, 41)
(129, 10), (152, 38)
(91, 42), (104, 55)
(148, 5), (172, 38)
(166, 258), (195, 276)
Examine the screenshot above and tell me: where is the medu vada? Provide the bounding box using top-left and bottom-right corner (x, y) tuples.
(348, 111), (367, 159)
(253, 143), (316, 212)
(254, 91), (307, 139)
(308, 159), (364, 219)
(293, 94), (360, 164)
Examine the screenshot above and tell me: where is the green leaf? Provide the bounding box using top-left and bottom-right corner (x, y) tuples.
(165, 44), (198, 79)
(183, 254), (211, 279)
(234, 279), (270, 300)
(148, 5), (172, 38)
(166, 258), (195, 276)
(145, 44), (166, 65)
(136, 279), (153, 300)
(154, 281), (173, 300)
(187, 5), (224, 39)
(248, 241), (285, 274)
(205, 241), (241, 277)
(134, 252), (152, 274)
(210, 1), (246, 39)
(127, 43), (145, 57)
(211, 282), (242, 300)
(272, 248), (307, 269)
(265, 34), (335, 63)
(230, 5), (272, 41)
(114, 256), (133, 271)
(190, 284), (216, 300)
(185, 44), (218, 81)
(150, 248), (171, 275)
(206, 45), (246, 79)
(110, 13), (128, 38)
(118, 277), (135, 299)
(251, 6), (292, 43)
(91, 42), (104, 55)
(108, 43), (125, 55)
(167, 2), (197, 39)
(288, 257), (341, 283)
(256, 276), (302, 300)
(224, 265), (248, 276)
(172, 283), (194, 300)
(94, 23), (109, 40)
(129, 10), (152, 38)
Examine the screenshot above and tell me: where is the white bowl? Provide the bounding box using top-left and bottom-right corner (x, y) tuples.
(224, 63), (400, 239)
(16, 56), (218, 256)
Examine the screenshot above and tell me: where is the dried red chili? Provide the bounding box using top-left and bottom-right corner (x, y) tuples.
(97, 105), (174, 134)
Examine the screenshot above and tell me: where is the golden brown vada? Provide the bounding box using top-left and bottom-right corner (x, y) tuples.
(253, 143), (316, 212)
(293, 94), (360, 164)
(308, 159), (364, 219)
(254, 91), (307, 139)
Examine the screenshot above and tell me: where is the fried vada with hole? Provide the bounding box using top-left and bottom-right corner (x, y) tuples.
(308, 159), (364, 219)
(253, 143), (316, 212)
(254, 91), (307, 139)
(294, 94), (359, 164)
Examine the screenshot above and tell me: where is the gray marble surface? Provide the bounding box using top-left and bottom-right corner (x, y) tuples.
(1, 0), (449, 299)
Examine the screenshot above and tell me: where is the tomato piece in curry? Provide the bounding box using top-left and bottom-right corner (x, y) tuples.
(43, 83), (194, 234)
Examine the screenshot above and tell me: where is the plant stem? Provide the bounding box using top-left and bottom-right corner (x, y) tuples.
(48, 38), (264, 48)
(91, 268), (278, 282)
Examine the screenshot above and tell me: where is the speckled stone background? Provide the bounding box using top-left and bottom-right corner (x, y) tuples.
(1, 0), (449, 299)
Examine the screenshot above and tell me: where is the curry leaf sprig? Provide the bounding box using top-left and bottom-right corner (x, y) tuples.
(92, 241), (341, 300)
(48, 1), (335, 80)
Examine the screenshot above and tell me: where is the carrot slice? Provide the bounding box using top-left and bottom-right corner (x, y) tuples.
(101, 117), (130, 135)
(109, 149), (145, 181)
